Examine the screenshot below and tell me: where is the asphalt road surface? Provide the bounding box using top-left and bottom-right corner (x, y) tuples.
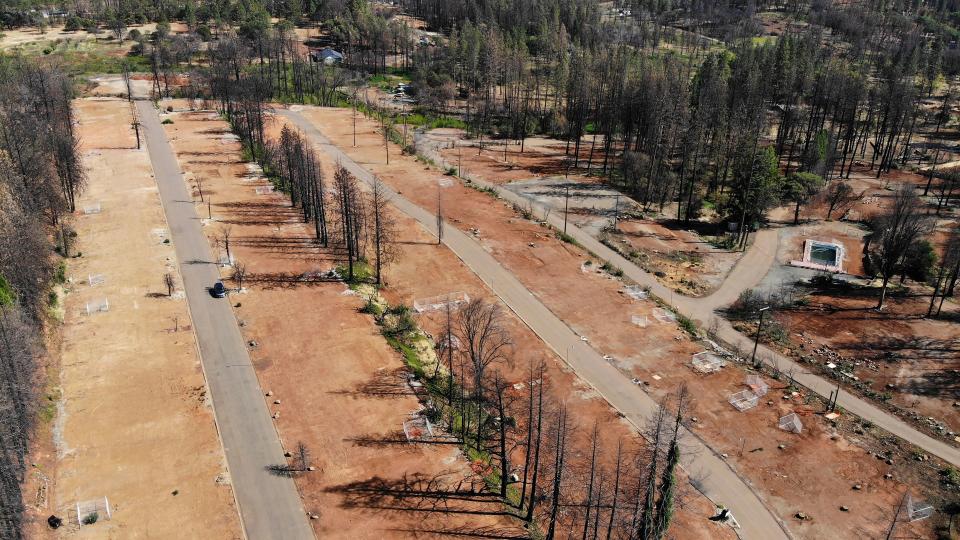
(139, 102), (314, 540)
(281, 108), (790, 540)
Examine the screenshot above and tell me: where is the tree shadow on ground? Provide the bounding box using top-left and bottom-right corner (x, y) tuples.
(247, 271), (342, 289)
(325, 472), (511, 517)
(344, 429), (462, 448)
(235, 234), (328, 256)
(386, 524), (529, 539)
(329, 367), (414, 398)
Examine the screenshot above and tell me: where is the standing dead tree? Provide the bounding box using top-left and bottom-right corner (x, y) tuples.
(520, 359), (547, 519)
(867, 186), (933, 310)
(0, 60), (83, 538)
(824, 181), (863, 220)
(221, 225), (233, 263)
(333, 165), (365, 281)
(164, 272), (175, 296)
(232, 261), (247, 291)
(545, 405), (570, 540)
(457, 298), (512, 449)
(266, 126), (328, 245)
(367, 177), (400, 286)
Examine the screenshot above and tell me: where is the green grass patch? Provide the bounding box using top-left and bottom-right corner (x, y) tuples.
(600, 261), (624, 277)
(555, 231), (577, 245)
(337, 259), (374, 285)
(676, 313), (697, 336)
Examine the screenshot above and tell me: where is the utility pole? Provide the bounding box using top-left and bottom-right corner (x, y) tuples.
(436, 188), (443, 245)
(751, 306), (771, 367)
(130, 102), (141, 149)
(458, 147), (462, 177)
(564, 185), (570, 235)
(612, 195), (620, 230)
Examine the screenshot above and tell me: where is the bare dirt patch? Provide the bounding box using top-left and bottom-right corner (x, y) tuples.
(159, 103), (734, 538)
(295, 104), (948, 539)
(47, 98), (240, 538)
(417, 127), (743, 295)
(161, 106), (527, 539)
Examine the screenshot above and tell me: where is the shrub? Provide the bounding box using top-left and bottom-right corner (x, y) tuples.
(64, 16), (83, 32)
(82, 512), (98, 525)
(127, 28), (141, 41)
(940, 467), (960, 487)
(54, 262), (67, 284)
(676, 313), (697, 336)
(161, 118), (174, 125)
(195, 25), (211, 41)
(555, 231), (576, 244)
(601, 262), (623, 277)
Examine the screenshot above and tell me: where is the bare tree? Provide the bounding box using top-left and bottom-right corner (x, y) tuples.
(581, 423), (601, 540)
(221, 225), (233, 264)
(295, 441), (311, 472)
(493, 371), (518, 499)
(367, 178), (400, 286)
(824, 181), (862, 220)
(164, 272), (175, 296)
(545, 405), (570, 540)
(457, 298), (512, 448)
(868, 186), (933, 310)
(333, 165), (365, 281)
(522, 360), (546, 520)
(232, 261), (247, 291)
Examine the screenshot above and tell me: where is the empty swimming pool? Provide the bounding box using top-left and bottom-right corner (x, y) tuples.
(809, 242), (839, 266)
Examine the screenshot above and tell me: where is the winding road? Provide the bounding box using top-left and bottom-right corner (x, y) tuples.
(139, 102), (315, 540)
(280, 108), (791, 540)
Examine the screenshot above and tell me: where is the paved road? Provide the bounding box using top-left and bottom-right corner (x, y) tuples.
(139, 102), (314, 540)
(281, 109), (791, 540)
(433, 146), (960, 470)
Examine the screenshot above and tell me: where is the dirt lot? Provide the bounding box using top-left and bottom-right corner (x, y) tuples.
(416, 128), (743, 295)
(156, 102), (733, 538)
(160, 106), (523, 539)
(294, 104), (950, 539)
(750, 163), (960, 442)
(42, 98), (240, 538)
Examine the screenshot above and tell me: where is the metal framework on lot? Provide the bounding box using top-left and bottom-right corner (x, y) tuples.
(691, 351), (725, 374)
(413, 292), (470, 314)
(83, 202), (101, 214)
(729, 390), (758, 411)
(622, 285), (648, 301)
(778, 412), (803, 434)
(75, 496), (112, 527)
(631, 315), (649, 328)
(651, 307), (676, 324)
(746, 374), (769, 396)
(88, 274), (106, 286)
(907, 493), (934, 522)
(254, 185), (275, 195)
(402, 414), (434, 443)
(84, 298), (109, 315)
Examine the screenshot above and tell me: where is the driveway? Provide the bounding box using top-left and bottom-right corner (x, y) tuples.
(138, 102), (314, 540)
(281, 108), (791, 540)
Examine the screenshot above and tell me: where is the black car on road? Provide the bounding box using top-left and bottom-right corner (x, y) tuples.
(211, 281), (227, 298)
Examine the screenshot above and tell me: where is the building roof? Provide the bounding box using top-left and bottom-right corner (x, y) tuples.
(312, 47), (343, 60)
